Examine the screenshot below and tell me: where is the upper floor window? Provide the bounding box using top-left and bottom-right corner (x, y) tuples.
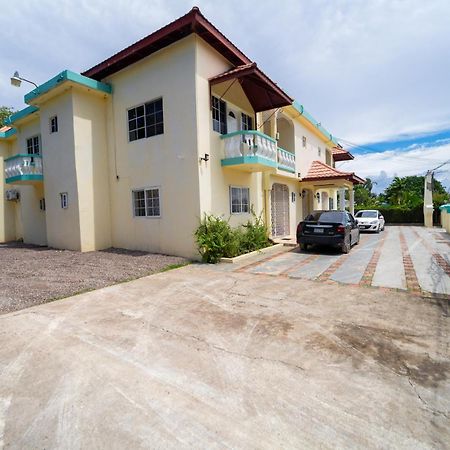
(302, 136), (307, 148)
(50, 116), (58, 133)
(60, 192), (68, 209)
(27, 135), (40, 155)
(212, 96), (227, 134)
(241, 113), (253, 131)
(128, 98), (164, 142)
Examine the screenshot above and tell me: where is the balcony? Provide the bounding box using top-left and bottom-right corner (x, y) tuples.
(220, 130), (295, 173)
(4, 154), (43, 184)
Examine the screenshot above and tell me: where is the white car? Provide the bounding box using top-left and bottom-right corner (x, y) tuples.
(355, 210), (385, 232)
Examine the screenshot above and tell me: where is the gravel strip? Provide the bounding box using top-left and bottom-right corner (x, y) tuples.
(0, 242), (189, 314)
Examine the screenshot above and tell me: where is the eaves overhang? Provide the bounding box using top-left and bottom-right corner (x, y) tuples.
(4, 106), (39, 126)
(24, 70), (112, 105)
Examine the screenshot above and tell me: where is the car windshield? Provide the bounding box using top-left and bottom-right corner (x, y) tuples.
(356, 211), (378, 218)
(305, 211), (345, 223)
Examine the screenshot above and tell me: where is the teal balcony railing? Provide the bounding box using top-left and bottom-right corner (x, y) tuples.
(4, 154), (43, 184)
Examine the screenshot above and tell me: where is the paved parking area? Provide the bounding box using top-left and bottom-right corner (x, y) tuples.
(0, 263), (448, 448)
(236, 226), (450, 299)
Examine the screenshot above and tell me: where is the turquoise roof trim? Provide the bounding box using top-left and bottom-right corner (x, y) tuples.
(24, 70), (112, 104)
(0, 128), (16, 139)
(5, 106), (39, 125)
(439, 204), (450, 213)
(292, 100), (338, 145)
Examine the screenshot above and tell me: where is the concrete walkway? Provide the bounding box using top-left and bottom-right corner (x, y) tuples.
(237, 226), (450, 299)
(0, 262), (449, 449)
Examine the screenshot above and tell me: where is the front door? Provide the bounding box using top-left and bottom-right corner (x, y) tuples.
(271, 183), (290, 236)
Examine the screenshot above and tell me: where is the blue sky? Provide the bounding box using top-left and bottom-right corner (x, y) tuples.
(1, 0), (449, 192)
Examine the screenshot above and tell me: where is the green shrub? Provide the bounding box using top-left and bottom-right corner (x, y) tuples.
(195, 214), (271, 263)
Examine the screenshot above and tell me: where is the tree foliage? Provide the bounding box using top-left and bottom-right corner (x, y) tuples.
(0, 106), (14, 128)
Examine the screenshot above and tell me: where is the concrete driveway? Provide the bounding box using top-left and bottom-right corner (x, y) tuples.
(0, 262), (449, 449)
(238, 226), (450, 299)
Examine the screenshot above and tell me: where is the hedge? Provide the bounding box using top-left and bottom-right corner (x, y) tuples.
(356, 205), (424, 224)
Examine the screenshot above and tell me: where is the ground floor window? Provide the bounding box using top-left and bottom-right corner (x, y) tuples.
(132, 187), (161, 217)
(230, 186), (249, 214)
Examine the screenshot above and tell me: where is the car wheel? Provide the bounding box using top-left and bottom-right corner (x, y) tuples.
(300, 243), (308, 251)
(342, 238), (351, 254)
(376, 225), (380, 233)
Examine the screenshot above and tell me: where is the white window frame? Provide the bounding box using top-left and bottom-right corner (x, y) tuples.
(211, 95), (227, 134)
(60, 192), (68, 209)
(49, 116), (58, 133)
(127, 97), (164, 143)
(132, 187), (161, 218)
(26, 135), (40, 155)
(229, 186), (250, 215)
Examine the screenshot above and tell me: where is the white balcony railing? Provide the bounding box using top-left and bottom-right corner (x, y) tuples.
(277, 147), (296, 173)
(221, 130), (277, 162)
(4, 154), (43, 182)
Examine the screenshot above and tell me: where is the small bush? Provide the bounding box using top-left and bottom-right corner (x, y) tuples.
(195, 214), (271, 263)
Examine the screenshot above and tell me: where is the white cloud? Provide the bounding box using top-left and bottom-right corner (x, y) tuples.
(1, 0), (449, 145)
(337, 143), (450, 193)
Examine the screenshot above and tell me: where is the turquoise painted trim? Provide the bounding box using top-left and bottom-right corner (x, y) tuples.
(439, 204), (450, 213)
(5, 106), (39, 125)
(221, 155), (277, 168)
(4, 154), (42, 162)
(24, 70), (112, 104)
(6, 174), (43, 184)
(278, 165), (296, 173)
(0, 128), (16, 139)
(292, 100), (338, 145)
(220, 130), (277, 143)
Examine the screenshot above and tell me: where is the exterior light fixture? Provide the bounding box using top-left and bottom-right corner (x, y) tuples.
(199, 153), (209, 162)
(10, 71), (38, 89)
(301, 189), (307, 198)
(297, 172), (301, 178)
(315, 192), (320, 201)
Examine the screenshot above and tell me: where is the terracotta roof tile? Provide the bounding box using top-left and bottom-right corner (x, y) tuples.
(332, 146), (354, 161)
(303, 160), (364, 184)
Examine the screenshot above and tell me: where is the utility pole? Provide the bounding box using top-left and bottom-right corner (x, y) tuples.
(423, 171), (433, 228)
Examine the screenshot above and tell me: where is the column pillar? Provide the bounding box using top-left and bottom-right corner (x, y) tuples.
(333, 190), (338, 210)
(349, 188), (355, 216)
(339, 188), (346, 211)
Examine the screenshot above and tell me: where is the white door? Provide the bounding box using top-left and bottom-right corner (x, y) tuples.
(227, 110), (238, 133)
(271, 183), (290, 236)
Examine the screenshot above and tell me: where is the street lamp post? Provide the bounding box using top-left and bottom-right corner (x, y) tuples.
(10, 71), (38, 89)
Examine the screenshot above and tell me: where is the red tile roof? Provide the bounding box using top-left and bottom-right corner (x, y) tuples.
(303, 160), (364, 184)
(209, 63), (293, 112)
(83, 7), (252, 80)
(332, 146), (354, 161)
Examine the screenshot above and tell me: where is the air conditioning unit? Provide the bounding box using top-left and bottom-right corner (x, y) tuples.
(5, 189), (20, 201)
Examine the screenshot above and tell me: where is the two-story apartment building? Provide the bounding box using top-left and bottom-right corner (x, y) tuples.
(0, 7), (363, 259)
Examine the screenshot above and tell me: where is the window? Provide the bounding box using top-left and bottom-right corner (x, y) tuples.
(39, 198), (46, 211)
(132, 188), (160, 217)
(302, 136), (307, 148)
(318, 147), (322, 157)
(212, 96), (227, 134)
(241, 112), (253, 131)
(50, 116), (58, 133)
(60, 193), (68, 209)
(27, 136), (40, 155)
(128, 98), (164, 142)
(230, 186), (249, 214)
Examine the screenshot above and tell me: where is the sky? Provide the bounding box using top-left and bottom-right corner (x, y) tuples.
(1, 0), (449, 192)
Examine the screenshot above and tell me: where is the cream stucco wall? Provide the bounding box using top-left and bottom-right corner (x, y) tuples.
(72, 89), (112, 251)
(40, 93), (81, 250)
(104, 35), (201, 258)
(0, 140), (16, 242)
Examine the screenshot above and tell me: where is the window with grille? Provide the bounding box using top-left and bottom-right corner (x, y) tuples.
(230, 186), (249, 214)
(241, 113), (253, 131)
(60, 193), (68, 209)
(132, 188), (161, 217)
(212, 96), (227, 134)
(50, 116), (58, 133)
(128, 98), (164, 142)
(27, 136), (40, 155)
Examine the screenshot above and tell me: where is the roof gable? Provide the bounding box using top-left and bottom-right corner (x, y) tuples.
(83, 7), (251, 80)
